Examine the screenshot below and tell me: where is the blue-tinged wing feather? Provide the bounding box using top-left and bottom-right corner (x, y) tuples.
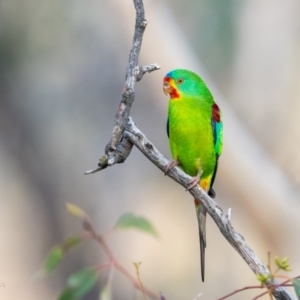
(209, 108), (223, 197)
(213, 120), (223, 157)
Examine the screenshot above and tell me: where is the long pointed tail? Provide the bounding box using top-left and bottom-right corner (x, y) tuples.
(194, 198), (206, 282)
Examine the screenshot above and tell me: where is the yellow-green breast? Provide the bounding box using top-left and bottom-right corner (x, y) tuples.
(168, 95), (216, 179)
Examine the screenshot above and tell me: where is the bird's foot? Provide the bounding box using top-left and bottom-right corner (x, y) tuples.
(165, 160), (179, 175)
(208, 187), (216, 198)
(186, 173), (200, 190)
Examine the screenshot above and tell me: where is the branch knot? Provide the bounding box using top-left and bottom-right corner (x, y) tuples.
(140, 18), (148, 28)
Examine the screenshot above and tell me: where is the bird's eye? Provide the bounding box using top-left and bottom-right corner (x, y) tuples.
(177, 78), (184, 84)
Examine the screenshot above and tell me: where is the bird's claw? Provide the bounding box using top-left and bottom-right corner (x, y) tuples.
(186, 173), (200, 190)
(165, 160), (179, 175)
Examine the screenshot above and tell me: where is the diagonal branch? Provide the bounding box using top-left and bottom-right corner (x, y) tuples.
(124, 117), (294, 300)
(85, 0), (294, 299)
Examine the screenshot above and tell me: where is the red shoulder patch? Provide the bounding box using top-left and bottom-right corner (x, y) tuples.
(212, 103), (221, 122)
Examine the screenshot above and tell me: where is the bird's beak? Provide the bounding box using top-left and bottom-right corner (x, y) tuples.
(163, 82), (171, 95)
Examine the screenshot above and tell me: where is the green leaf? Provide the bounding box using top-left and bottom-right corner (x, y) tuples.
(99, 268), (114, 300)
(58, 288), (75, 300)
(68, 269), (98, 299)
(293, 279), (300, 300)
(58, 269), (98, 300)
(36, 236), (83, 279)
(63, 236), (82, 250)
(65, 203), (86, 219)
(114, 213), (159, 238)
(256, 273), (269, 285)
(274, 256), (280, 267)
(44, 246), (64, 274)
(274, 256), (291, 271)
(99, 279), (112, 300)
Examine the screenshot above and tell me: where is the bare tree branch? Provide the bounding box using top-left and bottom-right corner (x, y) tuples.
(124, 118), (294, 300)
(85, 0), (294, 299)
(84, 0), (159, 175)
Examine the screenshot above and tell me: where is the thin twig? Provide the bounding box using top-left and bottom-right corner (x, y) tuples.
(84, 221), (159, 300)
(134, 262), (147, 300)
(217, 279), (298, 300)
(252, 276), (300, 300)
(217, 285), (264, 300)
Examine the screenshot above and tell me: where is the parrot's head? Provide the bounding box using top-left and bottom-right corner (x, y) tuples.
(163, 69), (207, 99)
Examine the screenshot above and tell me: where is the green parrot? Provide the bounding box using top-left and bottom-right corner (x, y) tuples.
(163, 69), (223, 282)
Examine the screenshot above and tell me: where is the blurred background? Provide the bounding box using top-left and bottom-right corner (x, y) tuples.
(1, 0), (300, 299)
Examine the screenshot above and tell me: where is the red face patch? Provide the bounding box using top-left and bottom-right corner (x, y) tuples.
(164, 77), (180, 99)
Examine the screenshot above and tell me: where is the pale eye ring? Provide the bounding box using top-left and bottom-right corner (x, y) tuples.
(177, 78), (184, 84)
